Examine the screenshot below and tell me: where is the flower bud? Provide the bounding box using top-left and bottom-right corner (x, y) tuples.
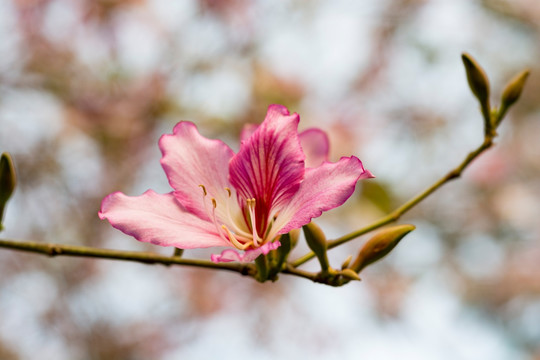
(339, 268), (361, 281)
(274, 229), (299, 267)
(0, 152), (17, 230)
(462, 53), (491, 108)
(341, 255), (353, 270)
(303, 222), (329, 271)
(350, 224), (415, 273)
(288, 228), (300, 250)
(501, 70), (530, 110)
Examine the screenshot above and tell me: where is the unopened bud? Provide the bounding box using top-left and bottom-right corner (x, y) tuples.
(0, 152), (17, 230)
(339, 268), (361, 281)
(462, 53), (491, 108)
(501, 70), (529, 110)
(275, 229), (299, 264)
(303, 222), (329, 271)
(288, 228), (300, 250)
(341, 255), (353, 270)
(350, 224), (415, 273)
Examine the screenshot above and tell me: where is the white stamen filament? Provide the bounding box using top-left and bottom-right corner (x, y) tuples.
(223, 188), (253, 238)
(199, 184), (262, 250)
(247, 198), (261, 247)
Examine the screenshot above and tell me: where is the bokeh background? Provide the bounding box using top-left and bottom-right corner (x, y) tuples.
(0, 0), (539, 359)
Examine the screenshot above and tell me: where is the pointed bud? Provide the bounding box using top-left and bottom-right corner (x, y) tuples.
(339, 268), (361, 281)
(501, 70), (529, 110)
(462, 53), (491, 108)
(0, 152), (17, 230)
(303, 222), (330, 271)
(341, 255), (353, 270)
(350, 224), (415, 273)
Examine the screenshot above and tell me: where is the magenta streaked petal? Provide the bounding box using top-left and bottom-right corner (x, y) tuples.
(159, 121), (235, 222)
(299, 128), (330, 168)
(229, 105), (305, 230)
(99, 190), (229, 248)
(276, 156), (373, 234)
(210, 241), (281, 263)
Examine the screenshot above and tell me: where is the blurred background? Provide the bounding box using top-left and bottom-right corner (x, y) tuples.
(0, 0), (539, 359)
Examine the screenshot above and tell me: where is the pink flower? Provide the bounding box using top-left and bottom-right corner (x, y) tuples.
(99, 105), (373, 263)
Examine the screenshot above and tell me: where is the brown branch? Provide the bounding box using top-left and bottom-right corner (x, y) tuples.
(0, 238), (255, 276)
(291, 136), (495, 268)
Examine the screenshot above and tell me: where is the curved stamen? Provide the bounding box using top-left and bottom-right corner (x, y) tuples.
(222, 225), (253, 250)
(223, 188), (253, 238)
(247, 198), (261, 246)
(199, 184), (264, 250)
(207, 197), (231, 244)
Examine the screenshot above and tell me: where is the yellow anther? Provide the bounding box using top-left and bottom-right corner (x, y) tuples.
(211, 198), (217, 208)
(225, 187), (232, 197)
(198, 184), (207, 196)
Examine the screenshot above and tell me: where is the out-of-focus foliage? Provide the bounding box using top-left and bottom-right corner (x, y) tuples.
(0, 0), (539, 359)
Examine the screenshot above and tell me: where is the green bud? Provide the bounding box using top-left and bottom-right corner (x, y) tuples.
(0, 152), (17, 230)
(267, 230), (300, 280)
(350, 224), (415, 273)
(288, 228), (300, 250)
(462, 53), (491, 108)
(341, 255), (353, 270)
(303, 222), (329, 271)
(274, 230), (296, 266)
(501, 70), (529, 110)
(339, 268), (361, 282)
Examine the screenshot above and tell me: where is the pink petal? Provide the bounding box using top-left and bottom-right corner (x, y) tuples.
(299, 128), (329, 168)
(99, 190), (229, 249)
(210, 241), (281, 263)
(159, 121), (235, 222)
(229, 105), (305, 230)
(277, 156), (374, 234)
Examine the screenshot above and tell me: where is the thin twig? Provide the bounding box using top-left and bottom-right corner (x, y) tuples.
(291, 136), (494, 268)
(281, 264), (318, 282)
(0, 238), (254, 275)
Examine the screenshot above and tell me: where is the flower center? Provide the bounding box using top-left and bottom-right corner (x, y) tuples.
(198, 185), (265, 250)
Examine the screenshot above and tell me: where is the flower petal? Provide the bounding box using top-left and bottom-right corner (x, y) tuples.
(275, 156), (374, 235)
(299, 128), (329, 168)
(159, 121), (235, 222)
(210, 241), (281, 263)
(99, 190), (229, 248)
(229, 104), (305, 231)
